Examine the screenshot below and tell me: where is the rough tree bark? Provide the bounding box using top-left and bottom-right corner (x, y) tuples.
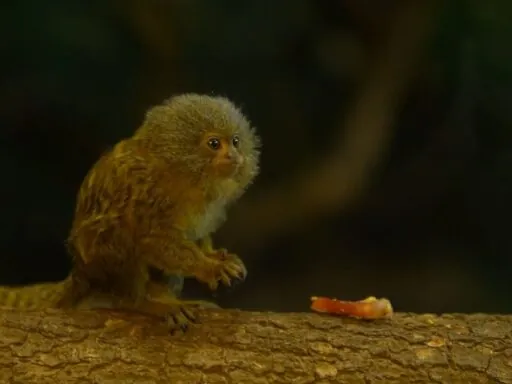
(0, 309), (511, 383)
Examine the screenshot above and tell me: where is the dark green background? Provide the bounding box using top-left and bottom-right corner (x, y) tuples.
(1, 0), (511, 314)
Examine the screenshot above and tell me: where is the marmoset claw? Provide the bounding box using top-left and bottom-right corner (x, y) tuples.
(201, 253), (247, 291)
(165, 303), (199, 334)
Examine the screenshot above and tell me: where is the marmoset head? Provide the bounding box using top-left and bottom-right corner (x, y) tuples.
(134, 93), (261, 194)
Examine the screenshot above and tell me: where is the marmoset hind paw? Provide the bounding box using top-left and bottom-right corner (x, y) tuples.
(134, 296), (203, 334)
(145, 284), (220, 332)
(76, 290), (206, 334)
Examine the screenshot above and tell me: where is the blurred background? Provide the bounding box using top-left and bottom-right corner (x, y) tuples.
(1, 0), (511, 314)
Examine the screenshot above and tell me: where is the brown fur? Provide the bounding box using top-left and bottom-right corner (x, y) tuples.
(0, 94), (260, 327)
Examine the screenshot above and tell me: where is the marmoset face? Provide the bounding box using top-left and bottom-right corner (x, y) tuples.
(201, 132), (245, 178)
(135, 93), (261, 189)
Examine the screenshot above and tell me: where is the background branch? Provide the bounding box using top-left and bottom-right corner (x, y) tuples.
(1, 308), (511, 383)
(219, 0), (439, 250)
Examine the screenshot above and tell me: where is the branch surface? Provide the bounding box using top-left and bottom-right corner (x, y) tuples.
(0, 309), (511, 383)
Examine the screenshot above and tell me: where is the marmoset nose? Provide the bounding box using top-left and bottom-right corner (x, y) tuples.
(224, 149), (237, 161)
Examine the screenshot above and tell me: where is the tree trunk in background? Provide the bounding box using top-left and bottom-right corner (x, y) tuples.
(0, 309), (510, 383)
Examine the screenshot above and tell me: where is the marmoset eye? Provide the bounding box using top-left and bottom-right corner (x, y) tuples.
(208, 138), (221, 150)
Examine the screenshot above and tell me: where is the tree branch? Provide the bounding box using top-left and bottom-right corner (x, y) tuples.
(1, 308), (511, 383)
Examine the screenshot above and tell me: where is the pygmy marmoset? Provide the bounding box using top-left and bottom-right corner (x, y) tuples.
(0, 93), (261, 331)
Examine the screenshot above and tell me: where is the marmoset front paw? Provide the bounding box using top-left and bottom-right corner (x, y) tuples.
(195, 254), (247, 291)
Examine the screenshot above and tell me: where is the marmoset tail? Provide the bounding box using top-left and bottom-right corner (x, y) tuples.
(0, 276), (74, 309)
(0, 94), (261, 331)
